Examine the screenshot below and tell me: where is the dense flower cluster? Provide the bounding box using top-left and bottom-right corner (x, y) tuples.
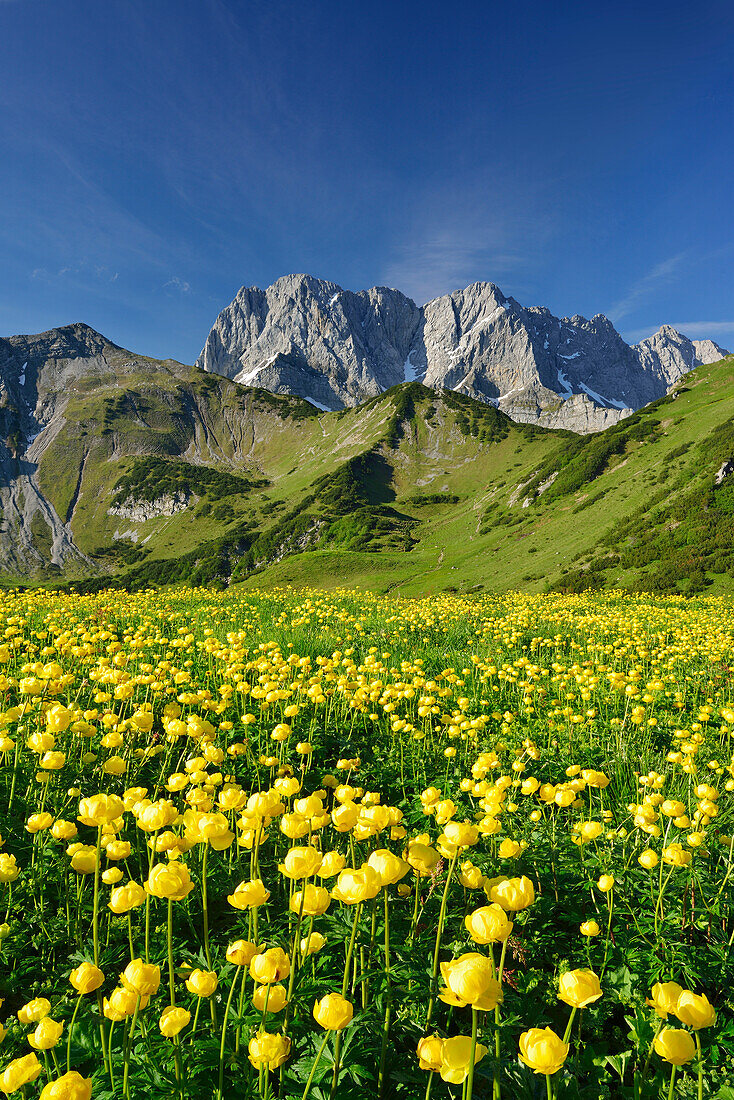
(0, 587), (732, 1097)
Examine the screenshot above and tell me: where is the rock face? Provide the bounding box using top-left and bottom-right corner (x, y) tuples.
(197, 275), (729, 431)
(0, 323), (120, 572)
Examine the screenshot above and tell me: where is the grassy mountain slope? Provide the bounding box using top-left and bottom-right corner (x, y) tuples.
(3, 329), (734, 595)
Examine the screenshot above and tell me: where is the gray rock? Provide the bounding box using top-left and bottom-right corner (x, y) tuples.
(198, 275), (729, 432)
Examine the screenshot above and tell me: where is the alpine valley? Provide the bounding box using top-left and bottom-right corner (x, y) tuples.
(0, 275), (732, 595)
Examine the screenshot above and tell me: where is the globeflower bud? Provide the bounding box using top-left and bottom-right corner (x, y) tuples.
(579, 920), (600, 937)
(313, 993), (353, 1031)
(518, 1027), (569, 1075)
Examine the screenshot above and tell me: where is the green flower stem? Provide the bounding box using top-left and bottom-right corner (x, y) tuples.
(301, 1031), (330, 1100)
(426, 848), (460, 1031)
(695, 1032), (703, 1100)
(377, 890), (392, 1100)
(329, 902), (362, 1100)
(122, 996), (141, 1100)
(667, 1063), (677, 1100)
(201, 844), (212, 968)
(562, 1007), (577, 1045)
(640, 1017), (664, 1080)
(66, 995), (82, 1071)
(465, 1007), (479, 1100)
(217, 964), (244, 1100)
(167, 899), (182, 1086)
(546, 1073), (553, 1100)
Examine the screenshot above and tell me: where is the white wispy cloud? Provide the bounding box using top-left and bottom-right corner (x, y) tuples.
(608, 254), (687, 322)
(163, 276), (192, 294)
(31, 262), (119, 282)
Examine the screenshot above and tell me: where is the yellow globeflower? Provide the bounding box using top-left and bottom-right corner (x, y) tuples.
(654, 1028), (696, 1065)
(558, 969), (603, 1008)
(675, 991), (716, 1029)
(247, 1031), (291, 1070)
(331, 865), (381, 905)
(185, 969), (218, 998)
(0, 1054), (42, 1094)
(313, 993), (353, 1030)
(145, 861), (194, 901)
(252, 984), (288, 1014)
(596, 874), (614, 893)
(646, 982), (684, 1019)
(519, 1028), (569, 1075)
(226, 940), (259, 967)
(366, 849), (410, 886)
(405, 841), (440, 878)
(249, 947), (291, 984)
(417, 1036), (444, 1072)
(108, 881), (146, 913)
(39, 1071), (92, 1100)
(440, 953), (503, 1010)
(0, 855), (19, 883)
(121, 959), (161, 997)
(17, 998), (51, 1024)
(290, 884), (331, 916)
(638, 849), (659, 869)
(438, 1035), (488, 1084)
(69, 962), (105, 994)
(159, 1006), (191, 1037)
(579, 920), (601, 937)
(28, 1017), (64, 1050)
(464, 904), (513, 944)
(25, 813), (54, 834)
(77, 794), (124, 826)
(490, 875), (535, 911)
(227, 880), (270, 910)
(278, 846), (323, 880)
(300, 932), (326, 956)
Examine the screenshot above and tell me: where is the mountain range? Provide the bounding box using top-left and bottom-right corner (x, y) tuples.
(197, 273), (728, 432)
(0, 276), (732, 594)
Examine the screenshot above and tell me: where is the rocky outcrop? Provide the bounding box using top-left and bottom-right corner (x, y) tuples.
(108, 492), (190, 521)
(197, 275), (729, 430)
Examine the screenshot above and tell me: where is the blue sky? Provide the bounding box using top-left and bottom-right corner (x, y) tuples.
(1, 0), (733, 362)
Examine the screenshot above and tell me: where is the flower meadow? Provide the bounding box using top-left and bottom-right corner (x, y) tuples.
(1, 586), (734, 1100)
